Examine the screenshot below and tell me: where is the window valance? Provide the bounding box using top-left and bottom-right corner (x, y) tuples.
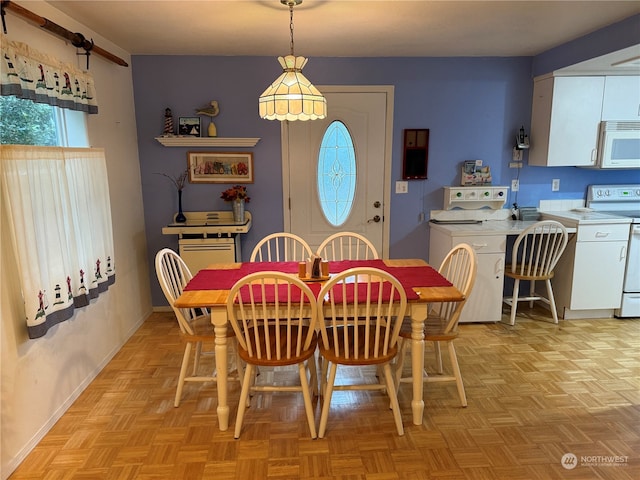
(0, 35), (98, 114)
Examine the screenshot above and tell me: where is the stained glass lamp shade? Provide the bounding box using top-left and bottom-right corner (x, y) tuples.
(259, 55), (326, 121)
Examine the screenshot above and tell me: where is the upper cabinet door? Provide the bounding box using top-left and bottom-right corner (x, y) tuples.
(529, 76), (605, 167)
(602, 76), (640, 121)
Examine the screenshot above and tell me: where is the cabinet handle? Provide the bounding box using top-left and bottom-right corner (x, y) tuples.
(495, 257), (504, 275)
(594, 232), (610, 238)
(471, 243), (488, 249)
(620, 245), (627, 261)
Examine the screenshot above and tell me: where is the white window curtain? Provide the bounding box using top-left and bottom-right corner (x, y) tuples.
(0, 34), (98, 114)
(1, 145), (115, 338)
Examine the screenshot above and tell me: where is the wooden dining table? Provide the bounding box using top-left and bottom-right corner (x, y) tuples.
(174, 258), (465, 431)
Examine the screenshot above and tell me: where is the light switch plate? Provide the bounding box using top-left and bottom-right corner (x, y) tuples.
(396, 181), (408, 194)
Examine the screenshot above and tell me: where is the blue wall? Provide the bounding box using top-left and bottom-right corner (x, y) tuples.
(133, 17), (640, 306)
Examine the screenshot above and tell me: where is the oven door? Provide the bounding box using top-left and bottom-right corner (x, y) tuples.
(624, 224), (640, 292)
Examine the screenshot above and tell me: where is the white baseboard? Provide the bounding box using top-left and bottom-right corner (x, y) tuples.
(153, 306), (173, 313)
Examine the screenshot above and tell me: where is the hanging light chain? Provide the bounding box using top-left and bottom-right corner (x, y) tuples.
(289, 2), (295, 56)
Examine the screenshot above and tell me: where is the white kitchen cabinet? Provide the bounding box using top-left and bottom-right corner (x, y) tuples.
(529, 75), (604, 167)
(601, 76), (640, 121)
(429, 228), (505, 323)
(550, 223), (629, 318)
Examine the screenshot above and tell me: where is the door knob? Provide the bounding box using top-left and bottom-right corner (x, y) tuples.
(368, 215), (381, 223)
(373, 201), (381, 208)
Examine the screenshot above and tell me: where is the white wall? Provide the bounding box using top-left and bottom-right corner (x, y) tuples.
(0, 3), (152, 478)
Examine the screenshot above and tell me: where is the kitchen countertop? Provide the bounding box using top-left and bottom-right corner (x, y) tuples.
(541, 210), (632, 227)
(429, 219), (576, 236)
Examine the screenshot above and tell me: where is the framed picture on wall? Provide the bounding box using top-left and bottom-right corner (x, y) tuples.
(187, 151), (254, 183)
(178, 117), (201, 137)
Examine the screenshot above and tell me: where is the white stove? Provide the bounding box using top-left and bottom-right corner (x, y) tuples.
(587, 184), (640, 223)
(588, 185), (640, 318)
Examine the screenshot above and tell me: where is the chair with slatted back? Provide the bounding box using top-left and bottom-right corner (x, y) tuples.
(226, 271), (319, 439)
(250, 232), (313, 262)
(316, 267), (407, 438)
(316, 232), (379, 261)
(502, 220), (568, 326)
(394, 243), (477, 407)
(155, 248), (239, 407)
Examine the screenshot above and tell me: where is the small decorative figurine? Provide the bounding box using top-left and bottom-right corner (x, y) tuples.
(196, 100), (220, 137)
(163, 108), (174, 136)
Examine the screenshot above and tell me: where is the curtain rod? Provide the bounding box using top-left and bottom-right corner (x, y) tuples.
(2, 0), (128, 67)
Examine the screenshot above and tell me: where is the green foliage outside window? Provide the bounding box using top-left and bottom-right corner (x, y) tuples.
(0, 96), (57, 146)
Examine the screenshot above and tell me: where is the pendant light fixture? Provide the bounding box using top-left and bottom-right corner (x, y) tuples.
(258, 0), (327, 121)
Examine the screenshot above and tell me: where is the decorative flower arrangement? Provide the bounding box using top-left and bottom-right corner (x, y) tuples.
(221, 185), (250, 203)
(156, 169), (188, 190)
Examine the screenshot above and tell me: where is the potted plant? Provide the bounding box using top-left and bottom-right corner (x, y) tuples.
(221, 185), (250, 223)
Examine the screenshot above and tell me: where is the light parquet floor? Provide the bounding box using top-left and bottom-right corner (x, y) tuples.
(8, 307), (640, 480)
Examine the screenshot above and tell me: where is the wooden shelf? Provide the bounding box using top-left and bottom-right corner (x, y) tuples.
(155, 137), (260, 147)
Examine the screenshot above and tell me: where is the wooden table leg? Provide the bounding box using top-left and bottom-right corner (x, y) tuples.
(211, 308), (229, 431)
(410, 304), (427, 425)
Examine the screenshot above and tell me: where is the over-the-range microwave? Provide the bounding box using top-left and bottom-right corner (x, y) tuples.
(592, 121), (640, 169)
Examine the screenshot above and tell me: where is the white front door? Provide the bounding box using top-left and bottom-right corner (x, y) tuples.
(282, 86), (394, 256)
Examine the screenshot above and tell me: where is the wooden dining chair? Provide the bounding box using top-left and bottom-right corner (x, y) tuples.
(502, 220), (568, 325)
(316, 232), (379, 260)
(226, 271), (319, 439)
(394, 243), (477, 407)
(316, 267), (407, 437)
(250, 232), (313, 262)
(155, 248), (239, 407)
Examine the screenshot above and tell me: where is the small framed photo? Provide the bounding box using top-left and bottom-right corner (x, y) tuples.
(178, 117), (201, 137)
(463, 160), (476, 174)
(187, 151), (254, 184)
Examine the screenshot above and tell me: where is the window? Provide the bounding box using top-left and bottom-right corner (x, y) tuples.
(0, 96), (88, 147)
(317, 121), (356, 227)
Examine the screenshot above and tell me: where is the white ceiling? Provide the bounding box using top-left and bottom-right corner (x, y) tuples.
(40, 0), (639, 61)
(7, 0), (640, 74)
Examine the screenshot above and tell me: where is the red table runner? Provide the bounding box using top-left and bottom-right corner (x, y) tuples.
(184, 260), (452, 302)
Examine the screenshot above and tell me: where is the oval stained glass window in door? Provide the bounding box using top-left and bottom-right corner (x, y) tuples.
(317, 121), (356, 226)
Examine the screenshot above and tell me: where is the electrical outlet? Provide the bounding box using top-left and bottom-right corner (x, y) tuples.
(552, 179), (560, 191)
(395, 181), (408, 194)
(511, 179), (519, 192)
